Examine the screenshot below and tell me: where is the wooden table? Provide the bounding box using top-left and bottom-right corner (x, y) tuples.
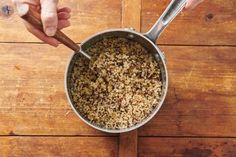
(0, 0), (235, 156)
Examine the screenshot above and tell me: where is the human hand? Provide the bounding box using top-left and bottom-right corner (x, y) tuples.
(185, 0), (204, 10)
(13, 0), (71, 47)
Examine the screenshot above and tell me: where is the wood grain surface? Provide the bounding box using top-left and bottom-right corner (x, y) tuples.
(119, 0), (140, 156)
(1, 44), (235, 137)
(0, 0), (121, 43)
(139, 137), (236, 157)
(0, 43), (113, 136)
(119, 131), (137, 157)
(2, 0), (235, 45)
(139, 46), (236, 136)
(141, 0), (236, 45)
(0, 137), (118, 157)
(0, 0), (235, 156)
(122, 0), (141, 30)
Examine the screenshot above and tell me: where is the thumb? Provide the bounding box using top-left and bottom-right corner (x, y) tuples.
(40, 0), (58, 36)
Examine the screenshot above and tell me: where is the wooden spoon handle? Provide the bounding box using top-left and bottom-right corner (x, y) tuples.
(18, 4), (80, 52)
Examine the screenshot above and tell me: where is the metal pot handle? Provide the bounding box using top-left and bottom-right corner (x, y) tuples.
(144, 0), (187, 43)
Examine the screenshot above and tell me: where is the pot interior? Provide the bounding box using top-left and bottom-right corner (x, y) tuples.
(65, 29), (168, 133)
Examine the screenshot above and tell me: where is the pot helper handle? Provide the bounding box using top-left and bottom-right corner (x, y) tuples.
(144, 0), (187, 43)
(16, 3), (91, 59)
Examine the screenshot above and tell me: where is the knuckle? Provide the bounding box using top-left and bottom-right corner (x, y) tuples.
(41, 0), (58, 4)
(43, 12), (56, 19)
(42, 12), (57, 23)
(52, 0), (59, 3)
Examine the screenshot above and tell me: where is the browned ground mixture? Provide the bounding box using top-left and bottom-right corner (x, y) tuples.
(70, 37), (162, 129)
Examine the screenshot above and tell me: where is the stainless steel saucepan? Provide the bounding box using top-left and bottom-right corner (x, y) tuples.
(19, 0), (187, 133)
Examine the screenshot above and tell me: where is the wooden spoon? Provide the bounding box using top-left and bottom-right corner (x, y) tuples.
(17, 4), (91, 60)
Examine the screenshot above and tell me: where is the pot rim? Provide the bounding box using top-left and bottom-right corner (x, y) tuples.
(64, 28), (168, 133)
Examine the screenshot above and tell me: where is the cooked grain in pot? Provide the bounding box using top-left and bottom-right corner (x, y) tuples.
(70, 37), (162, 129)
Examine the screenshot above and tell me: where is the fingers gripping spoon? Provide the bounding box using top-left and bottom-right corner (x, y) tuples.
(17, 4), (91, 60)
